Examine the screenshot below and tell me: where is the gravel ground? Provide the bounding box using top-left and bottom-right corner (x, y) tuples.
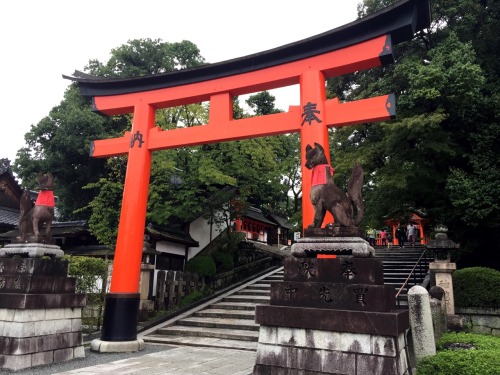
(0, 344), (173, 375)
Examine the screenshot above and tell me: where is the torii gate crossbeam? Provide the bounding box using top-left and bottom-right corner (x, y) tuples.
(65, 0), (430, 347)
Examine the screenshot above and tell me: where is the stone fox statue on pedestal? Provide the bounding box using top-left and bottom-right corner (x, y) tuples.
(305, 143), (364, 228)
(18, 173), (55, 242)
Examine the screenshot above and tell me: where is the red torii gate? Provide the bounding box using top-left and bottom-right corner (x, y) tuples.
(65, 0), (430, 346)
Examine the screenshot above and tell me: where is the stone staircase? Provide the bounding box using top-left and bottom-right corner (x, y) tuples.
(140, 266), (284, 351)
(140, 247), (432, 350)
(374, 245), (433, 305)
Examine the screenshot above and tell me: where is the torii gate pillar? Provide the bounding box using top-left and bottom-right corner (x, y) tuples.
(300, 70), (332, 227)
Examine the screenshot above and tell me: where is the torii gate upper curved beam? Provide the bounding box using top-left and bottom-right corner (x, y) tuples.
(65, 0), (430, 99)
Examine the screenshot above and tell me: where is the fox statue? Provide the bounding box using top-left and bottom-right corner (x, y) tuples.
(305, 142), (364, 228)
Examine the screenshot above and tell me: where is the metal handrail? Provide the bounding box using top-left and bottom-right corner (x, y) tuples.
(395, 248), (430, 300)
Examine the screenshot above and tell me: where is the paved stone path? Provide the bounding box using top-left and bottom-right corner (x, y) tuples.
(53, 346), (256, 375)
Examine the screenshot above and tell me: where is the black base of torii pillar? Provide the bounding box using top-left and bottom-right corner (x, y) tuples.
(90, 293), (144, 352)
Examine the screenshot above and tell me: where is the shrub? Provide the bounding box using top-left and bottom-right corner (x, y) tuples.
(185, 255), (216, 278)
(179, 291), (204, 307)
(64, 255), (110, 333)
(453, 267), (500, 308)
(213, 251), (234, 272)
(416, 333), (500, 375)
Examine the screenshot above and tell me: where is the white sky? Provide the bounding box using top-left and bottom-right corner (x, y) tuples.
(0, 0), (360, 163)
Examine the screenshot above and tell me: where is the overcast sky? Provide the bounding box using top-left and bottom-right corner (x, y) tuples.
(0, 0), (360, 163)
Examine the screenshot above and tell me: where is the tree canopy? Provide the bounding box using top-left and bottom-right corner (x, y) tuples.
(330, 0), (500, 267)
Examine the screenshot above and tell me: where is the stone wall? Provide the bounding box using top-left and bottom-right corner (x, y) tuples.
(0, 307), (85, 370)
(456, 307), (500, 336)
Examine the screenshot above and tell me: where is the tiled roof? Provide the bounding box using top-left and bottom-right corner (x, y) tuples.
(243, 207), (276, 226)
(267, 214), (294, 230)
(146, 226), (199, 246)
(0, 207), (20, 226)
(0, 220), (90, 238)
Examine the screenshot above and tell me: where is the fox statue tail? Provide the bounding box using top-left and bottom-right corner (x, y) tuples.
(347, 164), (364, 226)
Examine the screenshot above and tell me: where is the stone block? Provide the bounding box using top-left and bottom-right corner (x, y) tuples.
(255, 305), (409, 337)
(270, 282), (396, 312)
(0, 331), (83, 355)
(31, 350), (54, 367)
(47, 308), (67, 320)
(12, 308), (46, 322)
(65, 307), (82, 319)
(74, 345), (85, 358)
(53, 347), (74, 363)
(258, 326), (278, 345)
(397, 346), (409, 374)
(0, 257), (68, 276)
(2, 321), (37, 338)
(0, 293), (86, 309)
(338, 332), (371, 354)
(0, 243), (64, 259)
(0, 308), (15, 321)
(0, 353), (32, 371)
(306, 329), (338, 350)
(371, 335), (397, 357)
(255, 343), (289, 368)
(71, 318), (82, 332)
(357, 354), (399, 375)
(36, 318), (72, 336)
(276, 327), (307, 348)
(321, 350), (355, 374)
(288, 346), (322, 371)
(284, 257), (384, 285)
(0, 275), (76, 294)
(253, 364), (325, 375)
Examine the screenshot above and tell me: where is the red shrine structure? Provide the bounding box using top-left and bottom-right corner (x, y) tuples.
(65, 0), (430, 347)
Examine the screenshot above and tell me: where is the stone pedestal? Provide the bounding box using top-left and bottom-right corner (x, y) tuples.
(253, 237), (411, 375)
(0, 250), (86, 371)
(429, 261), (456, 315)
(138, 263), (155, 320)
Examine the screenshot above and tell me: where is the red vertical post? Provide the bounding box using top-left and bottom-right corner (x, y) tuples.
(299, 70), (332, 231)
(101, 103), (154, 342)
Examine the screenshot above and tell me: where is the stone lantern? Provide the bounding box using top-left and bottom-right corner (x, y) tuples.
(427, 224), (459, 315)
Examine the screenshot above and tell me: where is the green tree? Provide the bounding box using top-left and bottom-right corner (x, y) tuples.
(329, 0), (500, 267)
(15, 39), (205, 221)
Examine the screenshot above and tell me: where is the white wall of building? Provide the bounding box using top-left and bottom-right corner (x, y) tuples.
(156, 241), (186, 256)
(188, 209), (228, 260)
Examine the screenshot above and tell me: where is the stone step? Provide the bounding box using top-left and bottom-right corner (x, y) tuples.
(142, 267), (284, 352)
(193, 308), (256, 320)
(155, 325), (259, 341)
(210, 301), (259, 311)
(235, 289), (270, 296)
(178, 316), (260, 331)
(222, 295), (271, 304)
(143, 334), (258, 351)
(247, 283), (272, 289)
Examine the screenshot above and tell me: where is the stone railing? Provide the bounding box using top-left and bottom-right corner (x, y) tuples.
(455, 307), (500, 336)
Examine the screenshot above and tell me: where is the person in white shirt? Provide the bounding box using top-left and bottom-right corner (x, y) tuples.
(406, 223), (417, 247)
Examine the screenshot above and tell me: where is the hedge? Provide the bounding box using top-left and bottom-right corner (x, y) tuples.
(453, 267), (500, 308)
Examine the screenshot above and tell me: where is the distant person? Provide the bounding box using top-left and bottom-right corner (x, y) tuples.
(407, 223), (417, 247)
(387, 232), (393, 249)
(396, 225), (406, 248)
(379, 229), (387, 246)
(367, 228), (376, 246)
